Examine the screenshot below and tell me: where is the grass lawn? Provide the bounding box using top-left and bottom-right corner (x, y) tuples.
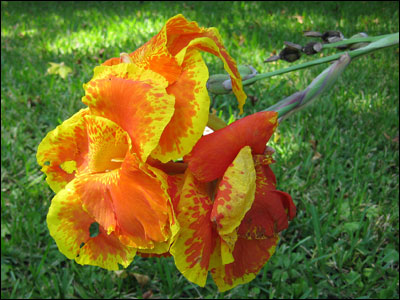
(1, 1), (399, 298)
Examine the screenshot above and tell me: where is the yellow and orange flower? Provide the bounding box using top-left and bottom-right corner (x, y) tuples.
(37, 14), (247, 270)
(169, 111), (296, 291)
(96, 14), (246, 163)
(37, 109), (178, 269)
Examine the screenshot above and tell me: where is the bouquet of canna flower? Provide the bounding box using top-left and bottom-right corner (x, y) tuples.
(36, 14), (398, 292)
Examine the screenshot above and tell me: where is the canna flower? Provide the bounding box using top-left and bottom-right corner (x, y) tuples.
(37, 14), (247, 269)
(37, 108), (177, 269)
(97, 14), (247, 164)
(168, 111), (296, 291)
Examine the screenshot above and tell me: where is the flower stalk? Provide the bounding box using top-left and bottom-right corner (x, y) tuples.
(243, 32), (398, 86)
(265, 53), (351, 121)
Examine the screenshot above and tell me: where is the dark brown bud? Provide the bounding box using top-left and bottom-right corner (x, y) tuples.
(302, 42), (323, 55)
(265, 43), (302, 63)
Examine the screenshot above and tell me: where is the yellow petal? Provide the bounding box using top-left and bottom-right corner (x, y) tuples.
(170, 170), (217, 287)
(47, 179), (136, 270)
(211, 146), (256, 262)
(37, 108), (89, 193)
(151, 49), (210, 162)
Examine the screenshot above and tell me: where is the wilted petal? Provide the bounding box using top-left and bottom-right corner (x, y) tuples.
(47, 180), (136, 270)
(170, 170), (217, 287)
(185, 111), (278, 182)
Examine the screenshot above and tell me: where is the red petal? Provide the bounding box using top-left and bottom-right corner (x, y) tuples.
(185, 111), (278, 182)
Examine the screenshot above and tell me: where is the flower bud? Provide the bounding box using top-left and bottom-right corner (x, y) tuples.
(304, 30), (344, 43)
(349, 32), (369, 50)
(302, 42), (323, 55)
(206, 74), (231, 94)
(120, 52), (133, 63)
(207, 65), (258, 94)
(238, 65), (258, 80)
(265, 43), (302, 63)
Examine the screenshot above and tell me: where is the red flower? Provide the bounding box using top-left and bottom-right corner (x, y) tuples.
(169, 111), (296, 291)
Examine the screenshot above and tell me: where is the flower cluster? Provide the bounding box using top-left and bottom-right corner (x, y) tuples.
(37, 14), (295, 292)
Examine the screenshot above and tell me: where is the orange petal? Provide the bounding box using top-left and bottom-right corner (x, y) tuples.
(47, 180), (136, 270)
(37, 111), (133, 193)
(185, 111), (278, 182)
(211, 235), (279, 292)
(103, 14), (246, 112)
(162, 15), (246, 113)
(84, 115), (130, 173)
(169, 170), (217, 287)
(82, 73), (175, 162)
(151, 49), (210, 162)
(37, 108), (90, 193)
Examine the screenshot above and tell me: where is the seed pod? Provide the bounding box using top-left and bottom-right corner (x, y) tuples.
(302, 42), (323, 55)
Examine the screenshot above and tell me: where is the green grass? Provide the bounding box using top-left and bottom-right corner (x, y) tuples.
(1, 1), (399, 298)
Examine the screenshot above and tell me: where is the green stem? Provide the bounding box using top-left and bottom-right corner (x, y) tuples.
(242, 32), (399, 86)
(321, 33), (393, 49)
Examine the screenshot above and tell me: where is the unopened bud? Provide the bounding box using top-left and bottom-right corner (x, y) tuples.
(304, 30), (344, 43)
(302, 42), (323, 55)
(265, 43), (302, 63)
(237, 64), (258, 80)
(120, 52), (133, 63)
(321, 31), (344, 43)
(349, 32), (369, 50)
(207, 74), (231, 94)
(207, 65), (258, 94)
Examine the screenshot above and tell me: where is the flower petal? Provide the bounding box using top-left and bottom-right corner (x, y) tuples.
(83, 68), (175, 162)
(211, 235), (279, 292)
(47, 180), (136, 270)
(103, 14), (246, 112)
(151, 49), (210, 162)
(76, 153), (173, 249)
(238, 156), (296, 239)
(170, 170), (217, 287)
(185, 111), (278, 182)
(211, 146), (256, 264)
(162, 14), (246, 113)
(84, 114), (129, 173)
(37, 108), (89, 193)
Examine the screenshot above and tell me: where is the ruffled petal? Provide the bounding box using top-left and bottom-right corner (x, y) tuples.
(185, 111), (278, 182)
(49, 150), (173, 252)
(151, 49), (210, 162)
(162, 15), (246, 113)
(37, 108), (90, 193)
(47, 180), (136, 270)
(170, 170), (217, 287)
(82, 66), (175, 162)
(102, 14), (246, 112)
(211, 235), (279, 292)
